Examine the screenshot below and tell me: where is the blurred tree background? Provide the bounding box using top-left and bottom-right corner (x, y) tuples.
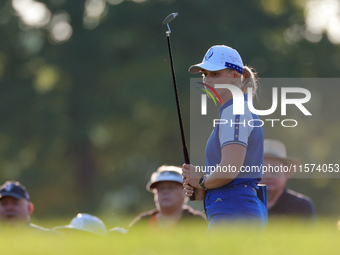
(0, 0), (340, 221)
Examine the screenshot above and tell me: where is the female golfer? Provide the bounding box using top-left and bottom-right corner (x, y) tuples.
(182, 45), (267, 229)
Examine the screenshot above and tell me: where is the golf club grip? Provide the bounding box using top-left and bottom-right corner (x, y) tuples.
(183, 147), (195, 201)
(183, 146), (190, 165)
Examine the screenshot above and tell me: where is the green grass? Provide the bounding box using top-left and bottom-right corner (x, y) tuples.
(1, 219), (339, 255)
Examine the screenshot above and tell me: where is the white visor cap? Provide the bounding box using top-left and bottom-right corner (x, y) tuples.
(146, 166), (183, 192)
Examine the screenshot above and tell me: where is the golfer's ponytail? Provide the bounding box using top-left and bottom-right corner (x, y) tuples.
(239, 66), (259, 98)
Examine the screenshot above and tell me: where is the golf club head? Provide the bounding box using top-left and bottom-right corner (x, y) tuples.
(162, 13), (178, 25)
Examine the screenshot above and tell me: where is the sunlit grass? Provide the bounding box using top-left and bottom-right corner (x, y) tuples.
(1, 218), (339, 255)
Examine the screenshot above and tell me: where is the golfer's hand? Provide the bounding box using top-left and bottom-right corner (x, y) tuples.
(182, 164), (201, 189)
(183, 183), (194, 197)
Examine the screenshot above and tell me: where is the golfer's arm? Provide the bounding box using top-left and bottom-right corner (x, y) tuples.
(204, 144), (246, 189)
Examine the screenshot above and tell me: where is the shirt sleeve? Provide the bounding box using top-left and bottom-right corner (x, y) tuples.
(218, 105), (253, 148)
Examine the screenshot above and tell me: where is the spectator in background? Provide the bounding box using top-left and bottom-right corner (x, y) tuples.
(0, 180), (51, 232)
(260, 139), (316, 220)
(54, 213), (108, 237)
(129, 165), (206, 231)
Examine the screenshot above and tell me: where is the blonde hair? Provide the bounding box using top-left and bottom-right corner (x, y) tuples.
(232, 66), (259, 98)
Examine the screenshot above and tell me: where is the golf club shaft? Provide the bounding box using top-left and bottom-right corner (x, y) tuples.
(165, 34), (195, 201)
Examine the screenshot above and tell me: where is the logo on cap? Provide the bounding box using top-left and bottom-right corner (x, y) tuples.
(0, 181), (30, 200)
(204, 49), (213, 61)
(229, 55), (237, 62)
(5, 184), (13, 192)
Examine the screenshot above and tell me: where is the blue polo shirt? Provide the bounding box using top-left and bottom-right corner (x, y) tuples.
(205, 94), (264, 189)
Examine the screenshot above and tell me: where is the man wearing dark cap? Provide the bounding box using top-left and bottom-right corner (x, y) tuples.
(0, 181), (50, 231)
(128, 165), (206, 231)
(260, 140), (316, 220)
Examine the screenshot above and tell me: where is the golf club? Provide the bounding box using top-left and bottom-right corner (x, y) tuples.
(162, 12), (195, 200)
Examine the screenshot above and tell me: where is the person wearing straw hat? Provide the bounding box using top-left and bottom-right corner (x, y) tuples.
(260, 139), (315, 219)
(129, 165), (206, 231)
